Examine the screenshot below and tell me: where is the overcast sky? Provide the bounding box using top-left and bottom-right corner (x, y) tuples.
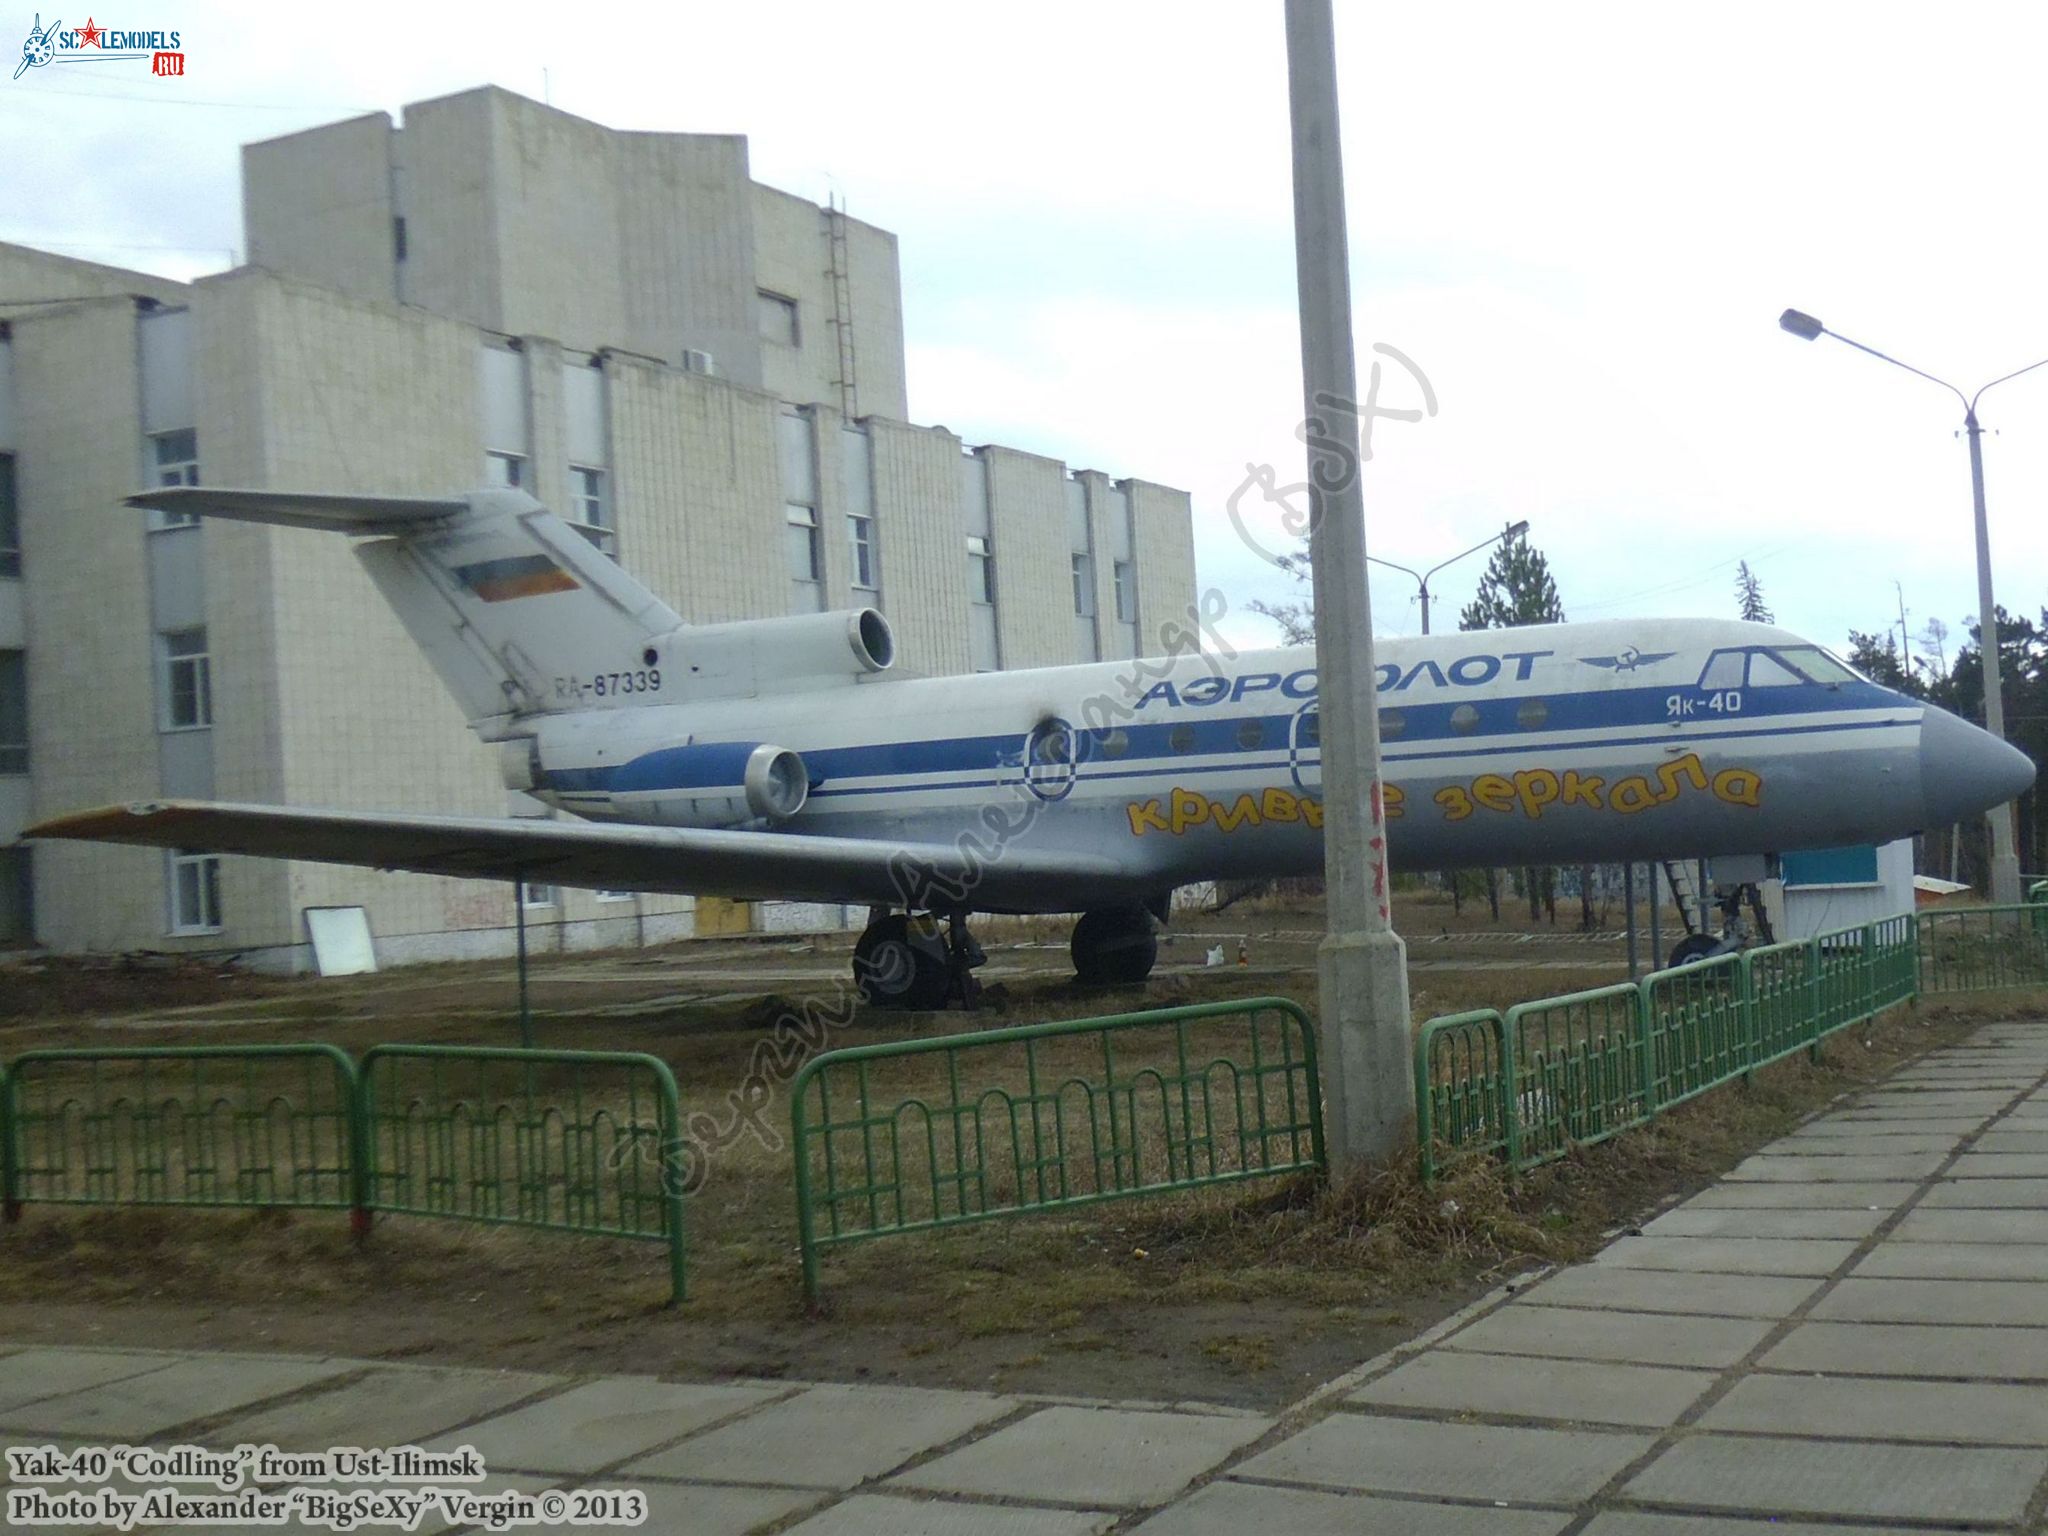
(8, 1), (2046, 665)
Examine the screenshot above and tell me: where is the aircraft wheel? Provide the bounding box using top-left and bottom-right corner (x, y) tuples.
(1666, 932), (1723, 969)
(854, 914), (949, 1009)
(1071, 904), (1159, 985)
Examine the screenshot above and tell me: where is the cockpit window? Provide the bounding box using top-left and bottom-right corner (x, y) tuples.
(1699, 651), (1745, 689)
(1774, 645), (1860, 685)
(1746, 651), (1804, 687)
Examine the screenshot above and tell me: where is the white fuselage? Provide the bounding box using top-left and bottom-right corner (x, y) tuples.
(520, 617), (1949, 913)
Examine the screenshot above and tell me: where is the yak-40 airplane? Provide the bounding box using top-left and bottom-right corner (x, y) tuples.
(31, 487), (2036, 1007)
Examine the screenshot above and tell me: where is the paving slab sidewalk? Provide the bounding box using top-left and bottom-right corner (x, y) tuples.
(4, 1019), (2047, 1535)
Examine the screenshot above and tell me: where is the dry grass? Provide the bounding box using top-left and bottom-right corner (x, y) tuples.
(0, 919), (2033, 1403)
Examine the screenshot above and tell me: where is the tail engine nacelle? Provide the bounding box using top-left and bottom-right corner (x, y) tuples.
(647, 608), (894, 701)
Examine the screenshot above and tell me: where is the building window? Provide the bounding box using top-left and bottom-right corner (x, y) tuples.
(168, 850), (222, 935)
(786, 503), (822, 611)
(1071, 553), (1095, 616)
(158, 627), (212, 731)
(757, 290), (799, 347)
(518, 879), (558, 910)
(967, 535), (995, 606)
(0, 650), (25, 773)
(848, 513), (877, 592)
(0, 453), (19, 577)
(148, 428), (200, 529)
(1113, 559), (1137, 624)
(966, 534), (999, 670)
(567, 465), (614, 555)
(485, 451), (526, 490)
(595, 889), (636, 903)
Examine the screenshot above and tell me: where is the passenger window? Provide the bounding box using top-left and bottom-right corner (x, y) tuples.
(1746, 652), (1803, 687)
(1698, 651), (1745, 689)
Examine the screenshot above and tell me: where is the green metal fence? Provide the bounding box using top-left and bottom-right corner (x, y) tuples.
(1418, 916), (1926, 1180)
(1918, 903), (2048, 994)
(791, 998), (1324, 1303)
(359, 1045), (687, 1302)
(0, 1044), (688, 1304)
(1413, 1010), (1510, 1168)
(0, 1046), (360, 1220)
(1508, 983), (1647, 1163)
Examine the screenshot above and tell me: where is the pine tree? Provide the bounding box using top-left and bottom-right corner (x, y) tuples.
(1735, 561), (1773, 624)
(1458, 530), (1565, 923)
(1458, 531), (1564, 631)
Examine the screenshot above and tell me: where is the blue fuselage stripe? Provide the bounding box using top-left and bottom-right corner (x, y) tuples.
(542, 682), (1905, 803)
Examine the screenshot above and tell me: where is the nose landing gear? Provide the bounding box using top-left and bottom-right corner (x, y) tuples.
(1663, 870), (1776, 969)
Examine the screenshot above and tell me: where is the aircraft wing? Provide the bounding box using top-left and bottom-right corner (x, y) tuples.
(27, 801), (1142, 911)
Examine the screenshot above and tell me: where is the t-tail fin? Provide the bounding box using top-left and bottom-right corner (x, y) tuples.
(128, 487), (684, 735)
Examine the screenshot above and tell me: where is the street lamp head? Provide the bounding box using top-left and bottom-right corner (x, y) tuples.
(1505, 520), (1530, 539)
(1779, 308), (1825, 341)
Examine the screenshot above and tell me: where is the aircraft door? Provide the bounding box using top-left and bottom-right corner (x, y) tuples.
(1289, 703), (1320, 792)
(1023, 716), (1078, 802)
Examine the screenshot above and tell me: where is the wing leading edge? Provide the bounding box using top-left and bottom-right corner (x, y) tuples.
(27, 802), (1142, 912)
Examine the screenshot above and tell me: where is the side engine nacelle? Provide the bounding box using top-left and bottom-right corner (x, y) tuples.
(506, 736), (810, 828)
(611, 740), (809, 829)
(648, 609), (894, 700)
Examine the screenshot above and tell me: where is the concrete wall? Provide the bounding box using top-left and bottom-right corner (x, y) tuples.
(1130, 478), (1199, 653)
(615, 127), (761, 390)
(984, 446), (1075, 671)
(241, 112), (400, 306)
(868, 417), (971, 678)
(239, 87), (904, 415)
(751, 186), (907, 421)
(0, 244), (188, 318)
(607, 351), (784, 623)
(10, 299), (169, 950)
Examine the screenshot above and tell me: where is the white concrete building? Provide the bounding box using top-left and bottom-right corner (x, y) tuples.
(0, 87), (1197, 967)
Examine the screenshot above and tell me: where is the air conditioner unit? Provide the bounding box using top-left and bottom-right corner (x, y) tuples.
(680, 349), (718, 376)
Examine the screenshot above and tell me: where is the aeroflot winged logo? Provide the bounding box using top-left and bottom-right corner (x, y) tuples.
(14, 14), (186, 79)
(1579, 646), (1677, 673)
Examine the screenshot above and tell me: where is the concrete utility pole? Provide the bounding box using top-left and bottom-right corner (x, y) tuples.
(1284, 0), (1414, 1168)
(1963, 407), (2023, 905)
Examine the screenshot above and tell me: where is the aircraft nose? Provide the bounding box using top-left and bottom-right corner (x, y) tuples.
(1920, 705), (2037, 827)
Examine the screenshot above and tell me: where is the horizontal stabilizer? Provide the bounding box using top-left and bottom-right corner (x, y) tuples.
(28, 801), (1141, 910)
(125, 487), (466, 534)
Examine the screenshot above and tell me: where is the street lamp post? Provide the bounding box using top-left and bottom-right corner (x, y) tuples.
(1369, 519), (1531, 634)
(1779, 308), (2046, 906)
(1284, 0), (1414, 1170)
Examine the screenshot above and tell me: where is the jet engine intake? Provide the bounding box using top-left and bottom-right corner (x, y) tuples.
(646, 609), (894, 700)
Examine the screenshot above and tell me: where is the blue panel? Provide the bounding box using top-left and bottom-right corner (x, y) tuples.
(1782, 844), (1880, 887)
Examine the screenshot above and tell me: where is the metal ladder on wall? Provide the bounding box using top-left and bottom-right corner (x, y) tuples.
(826, 195), (859, 419)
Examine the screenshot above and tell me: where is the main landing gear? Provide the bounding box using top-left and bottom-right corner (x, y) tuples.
(1070, 902), (1160, 986)
(852, 910), (986, 1010)
(852, 900), (1167, 1010)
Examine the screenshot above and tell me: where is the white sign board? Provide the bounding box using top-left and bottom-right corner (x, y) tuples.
(304, 906), (378, 977)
